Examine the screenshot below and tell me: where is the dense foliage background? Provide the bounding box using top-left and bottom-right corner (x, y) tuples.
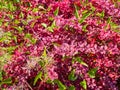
(0, 0), (120, 90)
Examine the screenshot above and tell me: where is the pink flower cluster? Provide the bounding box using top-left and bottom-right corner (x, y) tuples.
(0, 0), (120, 90)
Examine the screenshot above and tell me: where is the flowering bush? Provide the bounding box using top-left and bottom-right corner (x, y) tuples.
(0, 0), (120, 90)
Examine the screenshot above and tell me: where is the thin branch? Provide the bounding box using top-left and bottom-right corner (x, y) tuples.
(24, 80), (33, 90)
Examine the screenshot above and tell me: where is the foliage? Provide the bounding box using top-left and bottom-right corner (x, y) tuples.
(0, 0), (120, 90)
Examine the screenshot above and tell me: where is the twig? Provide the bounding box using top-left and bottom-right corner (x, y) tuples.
(25, 80), (33, 90)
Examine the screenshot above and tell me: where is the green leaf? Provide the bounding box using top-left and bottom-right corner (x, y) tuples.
(41, 23), (47, 28)
(3, 78), (12, 84)
(54, 7), (59, 16)
(7, 14), (14, 20)
(39, 60), (46, 67)
(25, 33), (31, 39)
(31, 38), (37, 44)
(33, 71), (42, 86)
(13, 0), (20, 3)
(19, 12), (24, 18)
(7, 2), (16, 11)
(54, 80), (66, 90)
(68, 85), (75, 90)
(30, 21), (36, 27)
(16, 0), (20, 2)
(4, 22), (9, 26)
(0, 20), (2, 26)
(0, 53), (11, 65)
(46, 79), (54, 84)
(4, 46), (16, 54)
(14, 19), (20, 24)
(48, 17), (54, 21)
(74, 4), (79, 19)
(0, 31), (13, 44)
(4, 31), (12, 36)
(22, 20), (28, 25)
(0, 71), (3, 81)
(101, 11), (105, 18)
(79, 4), (95, 24)
(51, 20), (56, 28)
(80, 80), (87, 90)
(75, 57), (88, 67)
(47, 27), (54, 32)
(90, 3), (95, 11)
(85, 0), (88, 3)
(82, 10), (88, 14)
(47, 20), (56, 32)
(68, 69), (77, 81)
(96, 11), (104, 18)
(79, 11), (93, 24)
(25, 33), (36, 44)
(82, 24), (88, 32)
(32, 8), (39, 12)
(88, 67), (98, 78)
(13, 26), (23, 33)
(0, 78), (12, 86)
(42, 47), (47, 57)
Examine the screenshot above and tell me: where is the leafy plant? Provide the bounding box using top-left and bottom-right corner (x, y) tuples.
(68, 85), (75, 90)
(73, 57), (88, 67)
(80, 80), (87, 90)
(54, 79), (66, 90)
(0, 78), (12, 87)
(74, 4), (80, 19)
(0, 0), (120, 90)
(54, 7), (59, 16)
(68, 69), (77, 81)
(88, 68), (98, 78)
(33, 71), (43, 86)
(47, 20), (56, 32)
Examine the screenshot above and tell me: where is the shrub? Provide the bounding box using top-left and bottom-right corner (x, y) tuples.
(0, 0), (120, 90)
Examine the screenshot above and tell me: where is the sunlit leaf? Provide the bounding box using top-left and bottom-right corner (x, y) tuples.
(47, 27), (54, 32)
(25, 33), (31, 39)
(74, 4), (79, 19)
(54, 7), (59, 16)
(51, 20), (56, 28)
(3, 46), (16, 54)
(96, 11), (105, 18)
(54, 79), (66, 90)
(31, 38), (37, 44)
(13, 26), (23, 33)
(79, 11), (93, 24)
(75, 57), (88, 67)
(47, 20), (56, 32)
(80, 80), (87, 90)
(7, 2), (16, 11)
(82, 24), (88, 32)
(41, 23), (47, 28)
(42, 47), (47, 57)
(79, 3), (95, 23)
(19, 12), (24, 18)
(33, 71), (42, 86)
(32, 8), (39, 13)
